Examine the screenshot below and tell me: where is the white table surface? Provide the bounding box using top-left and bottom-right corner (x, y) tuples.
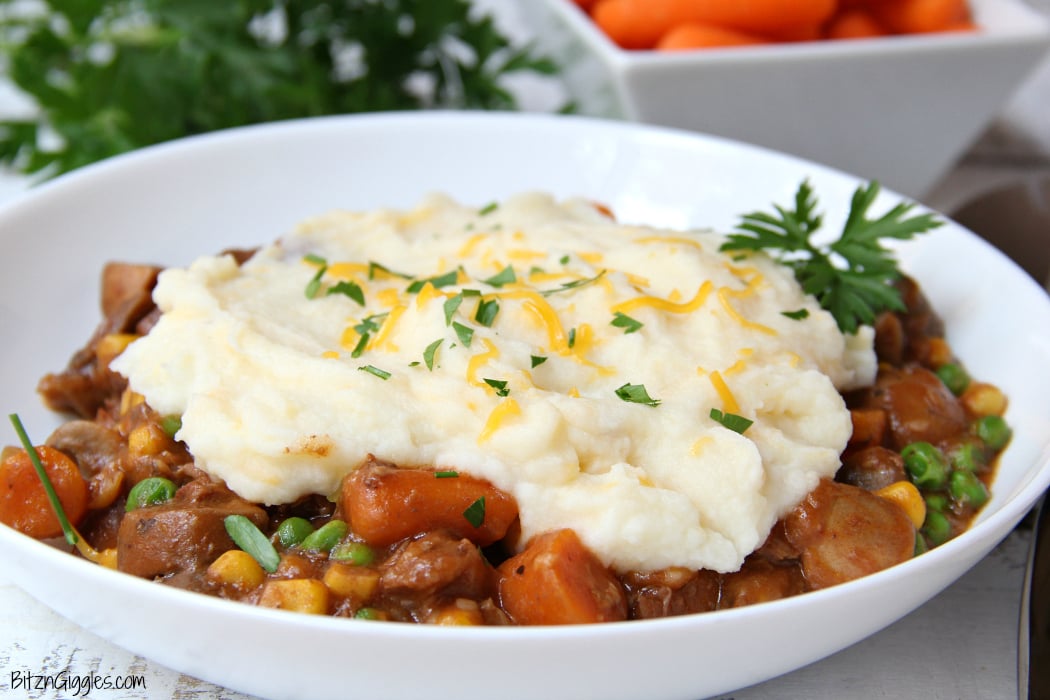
(2, 2), (1049, 698)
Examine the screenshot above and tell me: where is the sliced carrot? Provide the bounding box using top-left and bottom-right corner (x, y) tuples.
(341, 458), (518, 547)
(874, 0), (971, 34)
(657, 22), (770, 51)
(592, 0), (838, 49)
(497, 529), (628, 625)
(0, 446), (88, 539)
(825, 8), (890, 39)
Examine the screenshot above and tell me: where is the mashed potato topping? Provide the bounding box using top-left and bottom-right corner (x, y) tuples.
(112, 192), (877, 573)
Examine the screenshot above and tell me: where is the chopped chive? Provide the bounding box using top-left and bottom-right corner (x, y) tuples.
(710, 408), (753, 434)
(463, 496), (486, 528)
(434, 470), (459, 478)
(359, 365), (392, 380)
(452, 322), (474, 347)
(8, 413), (78, 546)
(567, 327), (577, 348)
(478, 202), (498, 216)
(327, 280), (365, 306)
(423, 339), (443, 371)
(611, 311), (643, 334)
(615, 383), (660, 407)
(530, 355), (547, 368)
(303, 253), (327, 266)
(539, 270), (606, 297)
(483, 378), (510, 397)
(351, 333), (370, 358)
(475, 298), (500, 327)
(482, 265), (516, 288)
(224, 514), (280, 573)
(781, 309), (809, 320)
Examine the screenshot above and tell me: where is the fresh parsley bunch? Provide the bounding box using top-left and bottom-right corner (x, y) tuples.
(721, 180), (943, 334)
(0, 0), (557, 177)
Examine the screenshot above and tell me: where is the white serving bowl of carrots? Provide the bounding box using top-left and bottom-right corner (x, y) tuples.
(518, 0), (1050, 197)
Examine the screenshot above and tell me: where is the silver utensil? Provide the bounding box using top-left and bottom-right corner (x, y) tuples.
(1020, 495), (1050, 699)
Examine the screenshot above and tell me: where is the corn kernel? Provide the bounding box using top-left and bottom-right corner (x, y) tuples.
(258, 579), (329, 615)
(96, 333), (138, 366)
(926, 337), (952, 367)
(127, 423), (170, 457)
(876, 480), (926, 530)
(323, 563), (379, 601)
(207, 550), (266, 590)
(961, 382), (1007, 417)
(119, 388), (145, 416)
(426, 599), (484, 626)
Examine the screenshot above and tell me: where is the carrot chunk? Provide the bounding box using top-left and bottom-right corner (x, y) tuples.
(497, 529), (628, 625)
(0, 445), (88, 539)
(874, 0), (971, 34)
(657, 23), (770, 51)
(342, 457), (518, 547)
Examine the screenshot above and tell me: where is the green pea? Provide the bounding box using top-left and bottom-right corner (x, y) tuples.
(925, 493), (950, 513)
(974, 415), (1012, 451)
(901, 442), (949, 490)
(275, 517), (314, 548)
(922, 509), (952, 547)
(947, 441), (984, 473)
(914, 532), (929, 557)
(949, 470), (989, 509)
(299, 519), (348, 552)
(158, 415), (182, 438)
(935, 363), (970, 396)
(354, 607), (382, 620)
(125, 476), (177, 512)
(331, 541), (376, 566)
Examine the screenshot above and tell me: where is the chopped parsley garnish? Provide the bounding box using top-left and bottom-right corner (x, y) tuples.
(305, 266), (326, 299)
(478, 202), (499, 216)
(530, 355), (547, 368)
(452, 322), (474, 347)
(709, 408), (753, 434)
(303, 253), (327, 266)
(463, 496), (486, 528)
(475, 298), (500, 327)
(721, 179), (941, 334)
(483, 378), (510, 397)
(567, 327), (577, 349)
(423, 339), (443, 371)
(443, 294), (465, 325)
(611, 311), (643, 334)
(482, 265), (516, 288)
(327, 280), (365, 306)
(351, 313), (388, 358)
(615, 383), (660, 407)
(368, 261), (412, 281)
(539, 270), (606, 297)
(434, 470), (459, 478)
(407, 269), (459, 293)
(781, 308), (809, 320)
(358, 364), (392, 380)
(559, 255), (570, 265)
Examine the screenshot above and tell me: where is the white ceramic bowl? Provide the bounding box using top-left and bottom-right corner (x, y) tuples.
(1, 113), (1049, 700)
(518, 0), (1050, 198)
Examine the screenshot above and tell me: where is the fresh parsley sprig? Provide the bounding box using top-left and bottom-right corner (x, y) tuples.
(0, 0), (559, 178)
(720, 180), (942, 334)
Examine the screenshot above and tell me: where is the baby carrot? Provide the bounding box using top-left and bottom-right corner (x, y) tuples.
(874, 0), (971, 34)
(825, 8), (890, 39)
(657, 23), (770, 51)
(592, 0), (839, 49)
